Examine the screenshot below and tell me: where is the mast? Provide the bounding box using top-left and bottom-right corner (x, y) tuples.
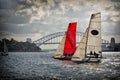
(85, 16), (92, 57)
(100, 13), (102, 58)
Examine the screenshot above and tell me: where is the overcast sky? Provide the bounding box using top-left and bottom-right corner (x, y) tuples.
(0, 0), (120, 43)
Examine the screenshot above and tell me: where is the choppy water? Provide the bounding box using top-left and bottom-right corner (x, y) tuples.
(0, 52), (120, 80)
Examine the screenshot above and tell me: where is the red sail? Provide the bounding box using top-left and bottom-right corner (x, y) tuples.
(64, 22), (77, 56)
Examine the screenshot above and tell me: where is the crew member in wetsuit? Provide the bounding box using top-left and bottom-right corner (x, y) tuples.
(90, 51), (93, 55)
(94, 51), (98, 58)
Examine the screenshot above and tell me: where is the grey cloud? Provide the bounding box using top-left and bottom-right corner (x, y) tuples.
(0, 0), (120, 41)
(50, 0), (61, 10)
(115, 23), (120, 35)
(14, 0), (89, 23)
(17, 0), (34, 10)
(111, 0), (120, 2)
(104, 0), (120, 11)
(103, 13), (120, 22)
(0, 10), (30, 24)
(103, 16), (113, 22)
(103, 27), (120, 35)
(105, 5), (114, 11)
(0, 23), (16, 33)
(0, 0), (18, 9)
(114, 4), (120, 10)
(16, 0), (48, 10)
(0, 23), (40, 34)
(0, 31), (15, 37)
(102, 21), (120, 35)
(0, 10), (15, 17)
(7, 15), (30, 24)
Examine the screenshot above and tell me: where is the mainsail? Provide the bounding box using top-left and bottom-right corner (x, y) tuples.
(86, 12), (102, 57)
(64, 22), (77, 56)
(72, 12), (102, 61)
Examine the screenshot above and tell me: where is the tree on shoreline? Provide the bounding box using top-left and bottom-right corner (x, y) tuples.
(0, 38), (41, 52)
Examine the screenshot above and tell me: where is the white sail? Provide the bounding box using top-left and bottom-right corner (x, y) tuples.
(4, 41), (8, 53)
(1, 41), (8, 56)
(72, 12), (102, 61)
(72, 28), (88, 61)
(86, 12), (102, 57)
(53, 33), (66, 57)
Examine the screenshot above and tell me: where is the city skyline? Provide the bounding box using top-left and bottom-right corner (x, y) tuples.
(0, 0), (120, 42)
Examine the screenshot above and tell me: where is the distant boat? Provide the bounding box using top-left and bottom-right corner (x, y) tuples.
(53, 22), (77, 60)
(1, 41), (8, 56)
(72, 12), (102, 63)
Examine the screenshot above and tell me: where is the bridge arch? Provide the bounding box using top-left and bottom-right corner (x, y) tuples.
(33, 31), (108, 46)
(33, 32), (83, 46)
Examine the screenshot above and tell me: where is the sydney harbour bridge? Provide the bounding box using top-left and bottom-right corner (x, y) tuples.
(33, 31), (109, 49)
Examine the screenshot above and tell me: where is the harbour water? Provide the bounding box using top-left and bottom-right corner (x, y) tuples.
(0, 52), (120, 80)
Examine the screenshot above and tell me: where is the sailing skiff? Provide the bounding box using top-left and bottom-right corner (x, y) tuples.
(53, 12), (102, 63)
(1, 41), (8, 56)
(72, 12), (102, 63)
(53, 22), (77, 60)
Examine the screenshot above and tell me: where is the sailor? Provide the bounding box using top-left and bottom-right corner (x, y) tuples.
(90, 51), (93, 55)
(69, 53), (71, 56)
(94, 51), (98, 58)
(71, 52), (74, 56)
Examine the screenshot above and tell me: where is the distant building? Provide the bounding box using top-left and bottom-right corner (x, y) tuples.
(102, 37), (120, 51)
(110, 37), (115, 50)
(26, 38), (32, 43)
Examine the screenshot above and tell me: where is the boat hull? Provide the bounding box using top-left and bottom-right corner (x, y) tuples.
(73, 58), (101, 63)
(53, 55), (72, 60)
(1, 52), (8, 56)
